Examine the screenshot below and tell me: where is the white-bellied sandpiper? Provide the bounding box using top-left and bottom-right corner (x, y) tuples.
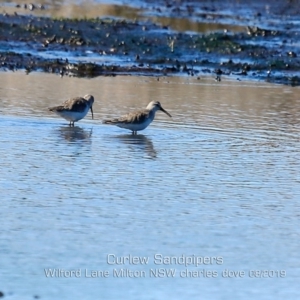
(48, 94), (94, 126)
(103, 100), (172, 134)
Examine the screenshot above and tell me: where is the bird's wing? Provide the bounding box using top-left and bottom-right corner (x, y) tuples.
(106, 109), (150, 124)
(49, 97), (87, 112)
(63, 97), (87, 111)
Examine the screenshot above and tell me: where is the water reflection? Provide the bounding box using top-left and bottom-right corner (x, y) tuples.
(152, 17), (245, 33)
(3, 1), (246, 33)
(3, 1), (141, 20)
(1, 73), (300, 300)
(115, 134), (157, 159)
(55, 126), (93, 142)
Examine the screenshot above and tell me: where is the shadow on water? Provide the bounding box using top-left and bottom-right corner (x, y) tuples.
(55, 126), (93, 142)
(114, 134), (157, 159)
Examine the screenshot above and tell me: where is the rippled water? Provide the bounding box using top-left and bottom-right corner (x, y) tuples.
(1, 72), (300, 299)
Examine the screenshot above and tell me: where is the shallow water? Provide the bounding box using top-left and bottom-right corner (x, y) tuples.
(0, 0), (247, 33)
(1, 0), (294, 34)
(0, 72), (300, 299)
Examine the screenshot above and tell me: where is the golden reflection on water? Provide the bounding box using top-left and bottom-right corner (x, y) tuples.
(151, 16), (245, 33)
(0, 0), (245, 33)
(0, 71), (300, 137)
(1, 0), (140, 19)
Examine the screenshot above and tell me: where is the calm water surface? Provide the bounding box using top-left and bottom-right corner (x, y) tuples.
(0, 0), (246, 33)
(0, 72), (300, 299)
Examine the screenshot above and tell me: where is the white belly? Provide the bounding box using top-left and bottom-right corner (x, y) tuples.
(56, 106), (89, 122)
(117, 117), (153, 131)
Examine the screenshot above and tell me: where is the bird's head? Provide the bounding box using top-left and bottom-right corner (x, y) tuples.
(147, 101), (172, 117)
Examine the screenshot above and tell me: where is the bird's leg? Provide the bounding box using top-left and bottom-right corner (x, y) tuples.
(69, 121), (72, 127)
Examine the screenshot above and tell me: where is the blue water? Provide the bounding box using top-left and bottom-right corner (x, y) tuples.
(0, 73), (299, 299)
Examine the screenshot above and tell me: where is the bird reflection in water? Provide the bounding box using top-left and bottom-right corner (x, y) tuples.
(56, 126), (93, 142)
(115, 134), (157, 159)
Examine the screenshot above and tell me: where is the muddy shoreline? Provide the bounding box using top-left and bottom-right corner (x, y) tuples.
(1, 1), (300, 85)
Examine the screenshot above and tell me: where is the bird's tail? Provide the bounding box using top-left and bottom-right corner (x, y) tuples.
(48, 105), (63, 112)
(102, 119), (118, 125)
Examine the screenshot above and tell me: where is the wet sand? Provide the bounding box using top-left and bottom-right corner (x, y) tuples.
(1, 0), (300, 85)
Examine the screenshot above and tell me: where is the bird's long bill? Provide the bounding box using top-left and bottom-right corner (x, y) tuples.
(160, 107), (172, 118)
(90, 106), (94, 119)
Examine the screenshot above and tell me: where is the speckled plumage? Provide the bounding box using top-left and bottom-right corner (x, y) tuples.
(49, 94), (94, 126)
(103, 101), (171, 134)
